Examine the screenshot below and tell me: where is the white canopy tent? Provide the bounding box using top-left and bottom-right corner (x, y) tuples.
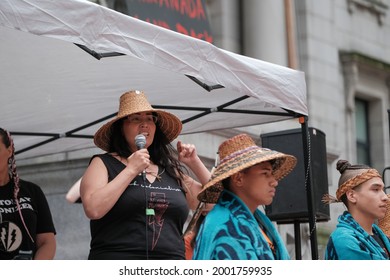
(0, 0), (317, 258)
(0, 0), (307, 159)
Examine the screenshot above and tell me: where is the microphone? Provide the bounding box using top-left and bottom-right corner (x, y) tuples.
(135, 134), (147, 181)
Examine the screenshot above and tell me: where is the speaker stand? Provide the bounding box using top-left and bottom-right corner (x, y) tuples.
(293, 221), (302, 259)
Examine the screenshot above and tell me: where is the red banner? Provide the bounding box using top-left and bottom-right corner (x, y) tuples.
(123, 0), (213, 43)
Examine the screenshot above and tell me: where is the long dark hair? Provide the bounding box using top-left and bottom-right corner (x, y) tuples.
(0, 128), (34, 242)
(107, 118), (186, 183)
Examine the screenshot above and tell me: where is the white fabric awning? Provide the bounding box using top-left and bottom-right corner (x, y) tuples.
(0, 0), (307, 160)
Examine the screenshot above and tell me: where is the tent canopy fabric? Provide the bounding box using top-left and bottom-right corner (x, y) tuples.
(0, 0), (307, 160)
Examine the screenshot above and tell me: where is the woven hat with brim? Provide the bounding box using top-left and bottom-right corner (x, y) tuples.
(197, 133), (297, 204)
(378, 194), (390, 237)
(94, 90), (182, 151)
(322, 159), (382, 204)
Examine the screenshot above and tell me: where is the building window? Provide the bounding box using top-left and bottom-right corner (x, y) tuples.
(355, 98), (371, 165)
(347, 0), (389, 25)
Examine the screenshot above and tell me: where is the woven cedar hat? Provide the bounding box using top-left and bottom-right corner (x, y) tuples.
(322, 160), (382, 204)
(94, 90), (182, 151)
(378, 194), (390, 237)
(197, 134), (297, 203)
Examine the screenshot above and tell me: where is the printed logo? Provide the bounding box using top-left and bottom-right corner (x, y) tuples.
(0, 221), (22, 252)
(148, 192), (168, 249)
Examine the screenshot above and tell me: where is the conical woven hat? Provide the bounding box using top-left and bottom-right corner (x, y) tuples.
(197, 134), (297, 203)
(378, 194), (390, 237)
(94, 90), (182, 151)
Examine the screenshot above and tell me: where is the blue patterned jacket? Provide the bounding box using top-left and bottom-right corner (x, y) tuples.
(192, 190), (290, 260)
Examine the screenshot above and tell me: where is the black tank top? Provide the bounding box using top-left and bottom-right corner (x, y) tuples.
(88, 153), (189, 260)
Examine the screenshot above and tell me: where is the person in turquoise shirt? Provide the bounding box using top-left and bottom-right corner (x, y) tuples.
(323, 160), (390, 260)
(192, 134), (297, 260)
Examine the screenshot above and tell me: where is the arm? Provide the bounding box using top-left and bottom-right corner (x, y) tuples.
(80, 151), (149, 219)
(177, 141), (211, 210)
(34, 232), (56, 260)
(65, 178), (81, 203)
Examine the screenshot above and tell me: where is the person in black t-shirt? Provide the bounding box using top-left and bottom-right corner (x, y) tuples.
(80, 90), (211, 260)
(0, 128), (56, 260)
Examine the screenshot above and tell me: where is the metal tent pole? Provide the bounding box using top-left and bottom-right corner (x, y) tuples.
(300, 116), (319, 259)
(294, 221), (302, 259)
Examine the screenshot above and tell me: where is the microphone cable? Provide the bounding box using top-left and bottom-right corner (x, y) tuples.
(142, 173), (149, 260)
(134, 134), (150, 259)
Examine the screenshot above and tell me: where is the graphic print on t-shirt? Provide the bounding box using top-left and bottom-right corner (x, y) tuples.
(0, 195), (34, 253)
(0, 221), (22, 252)
(148, 192), (168, 249)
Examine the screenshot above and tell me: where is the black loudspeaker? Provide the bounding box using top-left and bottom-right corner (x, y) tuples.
(260, 127), (330, 223)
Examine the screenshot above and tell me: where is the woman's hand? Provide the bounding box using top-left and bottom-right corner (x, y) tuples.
(177, 141), (197, 166)
(126, 148), (150, 174)
(177, 140), (212, 210)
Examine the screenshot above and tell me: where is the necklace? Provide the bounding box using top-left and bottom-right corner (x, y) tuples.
(145, 168), (165, 181)
(115, 155), (165, 181)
